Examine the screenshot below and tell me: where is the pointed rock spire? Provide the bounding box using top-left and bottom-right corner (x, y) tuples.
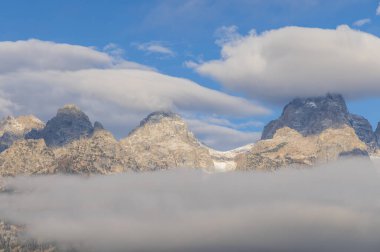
(26, 104), (100, 147)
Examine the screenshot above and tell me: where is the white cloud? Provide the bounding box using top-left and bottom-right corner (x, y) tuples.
(194, 25), (380, 102)
(377, 2), (380, 15)
(0, 39), (270, 148)
(0, 39), (113, 73)
(186, 119), (261, 150)
(0, 159), (379, 251)
(136, 42), (175, 56)
(353, 18), (371, 27)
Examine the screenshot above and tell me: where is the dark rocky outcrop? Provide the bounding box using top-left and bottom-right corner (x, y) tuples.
(261, 94), (350, 139)
(348, 114), (376, 149)
(261, 93), (376, 149)
(26, 104), (98, 147)
(375, 123), (380, 147)
(139, 111), (179, 126)
(0, 132), (20, 152)
(339, 148), (369, 157)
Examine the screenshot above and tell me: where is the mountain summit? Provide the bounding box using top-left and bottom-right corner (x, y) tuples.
(261, 93), (376, 148)
(0, 115), (44, 152)
(120, 111), (214, 171)
(26, 104), (99, 147)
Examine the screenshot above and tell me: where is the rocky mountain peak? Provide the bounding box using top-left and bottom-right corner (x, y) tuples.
(127, 111), (194, 141)
(58, 104), (82, 114)
(261, 93), (377, 149)
(93, 121), (104, 131)
(0, 115), (44, 136)
(139, 111), (180, 126)
(26, 104), (97, 147)
(0, 115), (45, 152)
(262, 93), (350, 140)
(121, 111), (214, 171)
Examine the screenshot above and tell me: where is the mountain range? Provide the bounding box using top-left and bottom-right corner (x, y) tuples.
(0, 93), (376, 177)
(0, 93), (378, 251)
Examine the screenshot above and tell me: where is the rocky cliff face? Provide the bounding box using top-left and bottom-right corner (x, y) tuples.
(236, 126), (367, 171)
(261, 94), (377, 149)
(349, 114), (376, 149)
(120, 111), (214, 171)
(375, 123), (380, 147)
(54, 129), (137, 174)
(0, 115), (45, 152)
(0, 139), (56, 176)
(26, 104), (95, 147)
(261, 94), (350, 139)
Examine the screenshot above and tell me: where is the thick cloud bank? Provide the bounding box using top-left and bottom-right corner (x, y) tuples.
(0, 159), (380, 251)
(195, 25), (380, 101)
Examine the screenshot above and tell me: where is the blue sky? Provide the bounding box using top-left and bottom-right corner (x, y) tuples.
(1, 0), (380, 150)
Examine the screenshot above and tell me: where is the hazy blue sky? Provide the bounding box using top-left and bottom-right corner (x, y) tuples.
(1, 0), (380, 150)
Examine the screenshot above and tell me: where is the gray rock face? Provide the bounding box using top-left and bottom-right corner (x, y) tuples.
(26, 104), (96, 147)
(54, 129), (137, 174)
(349, 114), (376, 148)
(375, 123), (380, 147)
(261, 93), (376, 148)
(0, 132), (20, 152)
(121, 111), (214, 171)
(261, 94), (351, 139)
(138, 111), (179, 127)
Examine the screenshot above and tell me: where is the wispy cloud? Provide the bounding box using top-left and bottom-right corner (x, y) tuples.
(103, 43), (125, 59)
(214, 25), (243, 46)
(353, 18), (371, 27)
(377, 2), (380, 15)
(136, 42), (175, 56)
(186, 118), (262, 150)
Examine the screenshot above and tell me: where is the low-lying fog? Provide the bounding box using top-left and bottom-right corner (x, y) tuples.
(1, 158), (380, 252)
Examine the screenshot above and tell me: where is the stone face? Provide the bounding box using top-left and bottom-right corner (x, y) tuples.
(261, 93), (376, 149)
(349, 114), (376, 148)
(0, 115), (45, 152)
(236, 126), (367, 171)
(120, 111), (214, 171)
(26, 104), (95, 147)
(375, 123), (380, 147)
(0, 130), (137, 176)
(261, 94), (351, 139)
(0, 139), (57, 176)
(54, 130), (137, 174)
